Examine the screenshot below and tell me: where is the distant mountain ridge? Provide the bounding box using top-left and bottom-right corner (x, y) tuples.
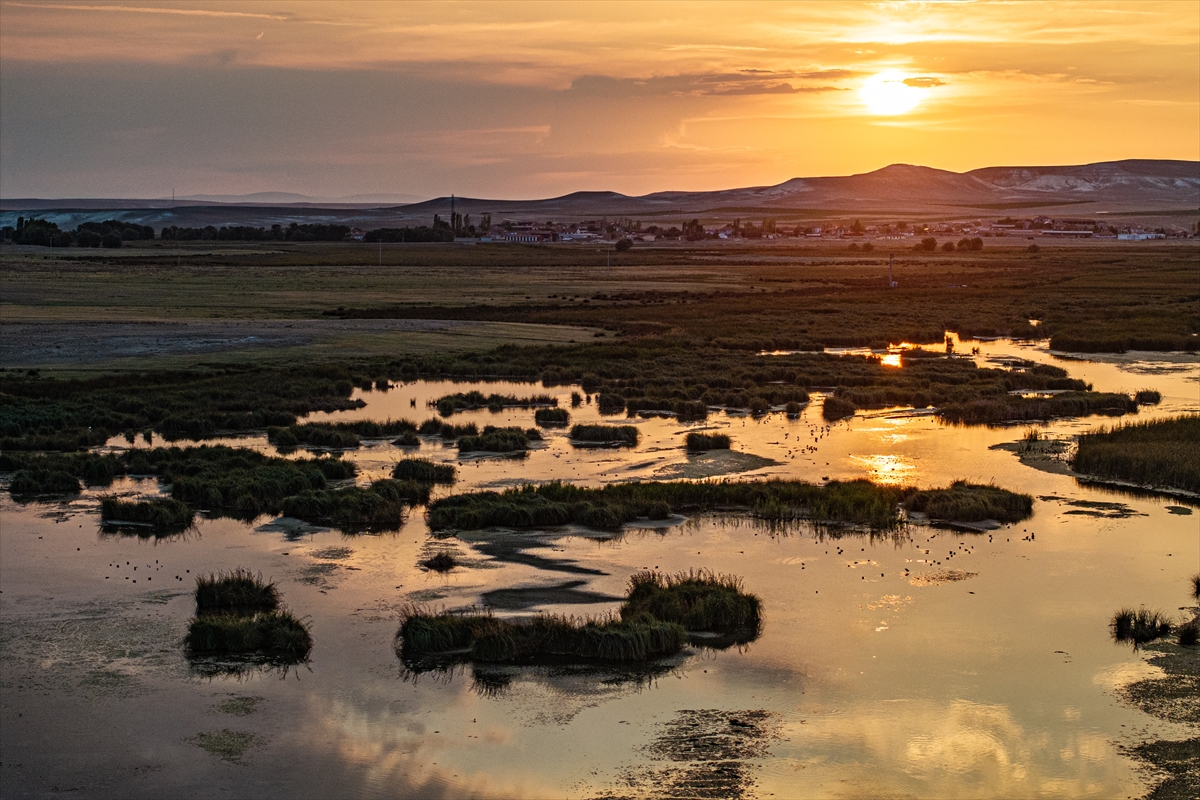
(3, 160), (1196, 230)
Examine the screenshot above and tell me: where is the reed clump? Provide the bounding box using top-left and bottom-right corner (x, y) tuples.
(280, 479), (428, 533)
(685, 432), (730, 451)
(1111, 608), (1173, 648)
(621, 570), (762, 632)
(1178, 620), (1199, 647)
(1134, 389), (1162, 405)
(392, 458), (456, 484)
(100, 497), (194, 529)
(903, 481), (1034, 523)
(391, 431), (420, 447)
(457, 426), (540, 453)
(822, 395), (856, 420)
(1191, 573), (1200, 603)
(195, 569), (279, 615)
(534, 408), (570, 426)
(1073, 415), (1200, 493)
(9, 468), (81, 495)
(420, 552), (459, 572)
(569, 424), (640, 446)
(434, 391), (556, 416)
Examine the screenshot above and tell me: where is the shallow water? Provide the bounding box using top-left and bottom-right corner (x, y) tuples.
(3, 339), (1198, 798)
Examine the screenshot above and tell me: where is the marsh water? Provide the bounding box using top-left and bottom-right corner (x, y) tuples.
(2, 337), (1198, 799)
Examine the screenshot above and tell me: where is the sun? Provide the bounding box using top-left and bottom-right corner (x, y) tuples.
(859, 71), (922, 116)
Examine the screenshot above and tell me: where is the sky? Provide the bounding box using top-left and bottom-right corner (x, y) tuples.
(1, 0), (1197, 200)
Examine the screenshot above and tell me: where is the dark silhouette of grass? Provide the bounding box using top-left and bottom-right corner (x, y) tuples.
(1073, 415), (1200, 493)
(822, 395), (856, 420)
(569, 424), (639, 446)
(785, 401), (803, 417)
(428, 478), (906, 531)
(1178, 620), (1199, 646)
(685, 432), (730, 451)
(268, 419), (418, 449)
(1135, 389), (1162, 405)
(457, 426), (540, 453)
(419, 552), (459, 572)
(1111, 608), (1173, 648)
(391, 431), (420, 447)
(185, 610), (312, 657)
(195, 569), (279, 615)
(392, 458), (456, 483)
(534, 408), (570, 426)
(1192, 573), (1200, 603)
(100, 497), (194, 529)
(9, 468), (81, 495)
(433, 391), (556, 416)
(903, 481), (1034, 523)
(418, 419), (478, 439)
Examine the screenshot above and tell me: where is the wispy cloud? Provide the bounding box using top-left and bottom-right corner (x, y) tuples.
(4, 2), (291, 20)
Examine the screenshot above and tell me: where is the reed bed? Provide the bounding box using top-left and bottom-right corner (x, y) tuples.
(685, 432), (730, 451)
(99, 497), (194, 529)
(185, 569), (311, 659)
(392, 458), (457, 484)
(903, 481), (1034, 523)
(418, 419), (478, 439)
(822, 396), (856, 421)
(1073, 415), (1200, 493)
(569, 424), (640, 446)
(621, 570), (762, 632)
(280, 479), (428, 533)
(534, 408), (570, 426)
(427, 478), (906, 531)
(1111, 608), (1173, 648)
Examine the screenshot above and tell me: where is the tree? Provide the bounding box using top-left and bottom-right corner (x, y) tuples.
(916, 237), (937, 252)
(862, 242), (875, 252)
(615, 238), (632, 252)
(942, 241), (956, 252)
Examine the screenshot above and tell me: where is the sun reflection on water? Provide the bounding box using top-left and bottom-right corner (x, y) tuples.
(851, 454), (916, 484)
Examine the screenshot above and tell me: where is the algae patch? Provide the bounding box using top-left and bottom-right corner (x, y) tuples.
(186, 729), (264, 763)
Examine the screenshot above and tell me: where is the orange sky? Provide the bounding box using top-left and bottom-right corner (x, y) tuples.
(1, 0), (1197, 198)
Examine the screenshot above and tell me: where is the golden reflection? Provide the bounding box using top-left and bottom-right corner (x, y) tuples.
(881, 353), (903, 368)
(851, 454), (916, 485)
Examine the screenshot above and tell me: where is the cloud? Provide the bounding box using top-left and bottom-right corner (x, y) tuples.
(3, 2), (290, 21)
(904, 77), (946, 88)
(569, 73), (842, 98)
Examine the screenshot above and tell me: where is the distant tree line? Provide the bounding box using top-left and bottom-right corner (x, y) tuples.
(363, 227), (453, 243)
(1, 217), (154, 248)
(159, 222), (351, 241)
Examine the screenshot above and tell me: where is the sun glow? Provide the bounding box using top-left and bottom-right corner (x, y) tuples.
(859, 71), (923, 116)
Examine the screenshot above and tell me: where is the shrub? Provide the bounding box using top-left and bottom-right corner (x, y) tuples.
(822, 395), (856, 420)
(1178, 619), (1199, 646)
(9, 469), (81, 495)
(685, 432), (730, 451)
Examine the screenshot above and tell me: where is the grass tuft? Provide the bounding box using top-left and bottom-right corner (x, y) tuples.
(685, 432), (730, 451)
(1178, 619), (1199, 647)
(902, 481), (1033, 523)
(1111, 607), (1173, 648)
(184, 610), (312, 657)
(420, 552), (458, 572)
(621, 570), (762, 633)
(9, 469), (81, 495)
(1134, 389), (1162, 405)
(392, 458), (456, 483)
(534, 408), (570, 426)
(569, 424), (639, 446)
(195, 569), (279, 615)
(457, 426), (539, 453)
(100, 497), (194, 529)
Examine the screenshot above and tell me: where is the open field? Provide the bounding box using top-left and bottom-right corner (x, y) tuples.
(2, 239), (1196, 354)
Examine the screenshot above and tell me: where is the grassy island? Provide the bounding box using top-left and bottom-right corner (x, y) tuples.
(1073, 415), (1200, 493)
(185, 570), (311, 659)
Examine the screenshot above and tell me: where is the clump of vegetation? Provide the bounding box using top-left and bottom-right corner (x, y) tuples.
(940, 392), (1138, 425)
(1135, 389), (1162, 405)
(392, 458), (456, 483)
(903, 481), (1034, 523)
(185, 611), (312, 657)
(1111, 608), (1173, 648)
(100, 497), (195, 530)
(185, 569), (311, 659)
(434, 391), (556, 416)
(785, 401), (803, 417)
(534, 407), (570, 426)
(396, 609), (687, 665)
(1178, 620), (1199, 647)
(8, 469), (81, 495)
(569, 424), (640, 446)
(1073, 415), (1200, 493)
(419, 552), (459, 572)
(280, 479), (429, 533)
(195, 569), (279, 615)
(685, 432), (730, 451)
(392, 431), (420, 447)
(621, 570), (761, 633)
(457, 426), (540, 453)
(428, 478), (906, 531)
(1192, 573), (1200, 603)
(822, 395), (856, 420)
(268, 419), (417, 449)
(418, 419), (478, 439)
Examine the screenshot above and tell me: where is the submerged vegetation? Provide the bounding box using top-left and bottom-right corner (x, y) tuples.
(569, 424), (640, 446)
(685, 432), (731, 451)
(903, 481), (1034, 523)
(1073, 415), (1200, 493)
(396, 569), (759, 666)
